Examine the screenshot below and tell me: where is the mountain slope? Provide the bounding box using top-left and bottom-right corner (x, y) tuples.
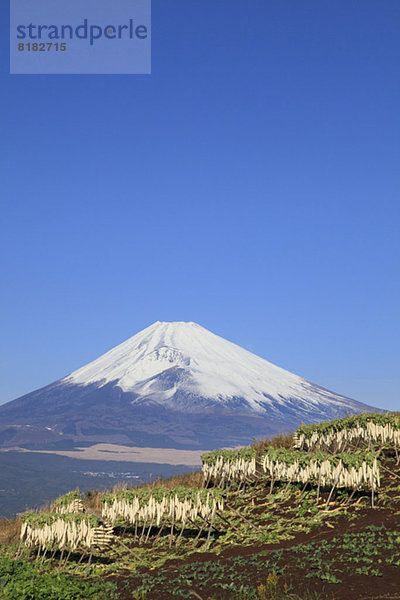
(0, 321), (381, 448)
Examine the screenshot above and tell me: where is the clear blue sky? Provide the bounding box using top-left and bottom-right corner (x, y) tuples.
(1, 1), (399, 411)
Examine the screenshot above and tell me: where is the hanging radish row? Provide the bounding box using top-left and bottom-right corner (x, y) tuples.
(20, 513), (114, 551)
(201, 447), (381, 491)
(102, 486), (224, 527)
(201, 449), (257, 486)
(293, 413), (400, 452)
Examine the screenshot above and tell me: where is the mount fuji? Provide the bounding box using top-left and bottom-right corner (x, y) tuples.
(0, 321), (380, 449)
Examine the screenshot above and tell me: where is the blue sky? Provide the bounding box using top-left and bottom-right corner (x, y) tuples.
(1, 1), (399, 411)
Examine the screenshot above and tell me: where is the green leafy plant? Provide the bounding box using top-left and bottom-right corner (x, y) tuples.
(0, 556), (116, 600)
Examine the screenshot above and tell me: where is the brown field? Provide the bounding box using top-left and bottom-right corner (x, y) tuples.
(0, 444), (205, 466)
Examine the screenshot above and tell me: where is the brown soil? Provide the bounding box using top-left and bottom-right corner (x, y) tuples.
(106, 458), (400, 600)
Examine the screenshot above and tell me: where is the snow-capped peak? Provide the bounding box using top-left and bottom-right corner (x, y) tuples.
(63, 321), (353, 415)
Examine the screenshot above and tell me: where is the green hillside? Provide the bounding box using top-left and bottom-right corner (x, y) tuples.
(1, 413), (400, 600)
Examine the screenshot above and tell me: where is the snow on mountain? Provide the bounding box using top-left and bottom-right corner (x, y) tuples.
(63, 321), (357, 416)
(0, 321), (382, 449)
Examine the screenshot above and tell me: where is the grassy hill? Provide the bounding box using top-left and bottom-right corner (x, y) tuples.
(1, 414), (400, 600)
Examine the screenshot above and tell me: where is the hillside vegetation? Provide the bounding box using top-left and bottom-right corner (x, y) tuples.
(1, 413), (400, 600)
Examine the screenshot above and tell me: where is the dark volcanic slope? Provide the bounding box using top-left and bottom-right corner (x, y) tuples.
(0, 379), (304, 448)
(0, 377), (379, 450)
